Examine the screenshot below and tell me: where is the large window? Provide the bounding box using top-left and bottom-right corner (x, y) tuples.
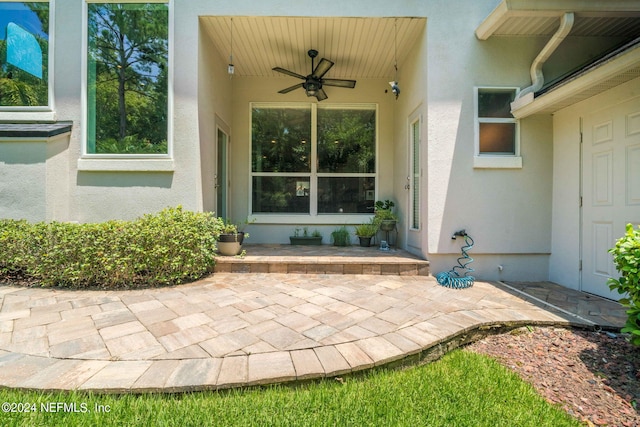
(86, 2), (168, 155)
(251, 103), (376, 215)
(0, 1), (50, 108)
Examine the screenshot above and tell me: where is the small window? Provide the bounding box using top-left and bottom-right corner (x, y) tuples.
(86, 2), (169, 155)
(474, 87), (521, 168)
(0, 2), (50, 108)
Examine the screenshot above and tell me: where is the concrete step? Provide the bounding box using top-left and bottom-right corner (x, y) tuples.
(213, 244), (430, 276)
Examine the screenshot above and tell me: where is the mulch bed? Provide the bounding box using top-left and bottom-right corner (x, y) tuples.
(466, 326), (640, 427)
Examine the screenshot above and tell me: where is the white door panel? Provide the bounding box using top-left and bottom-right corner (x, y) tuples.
(582, 95), (640, 299)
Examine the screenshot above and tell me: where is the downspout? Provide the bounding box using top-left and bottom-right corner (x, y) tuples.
(514, 12), (575, 104)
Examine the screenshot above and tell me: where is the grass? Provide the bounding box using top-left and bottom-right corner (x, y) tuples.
(0, 350), (580, 427)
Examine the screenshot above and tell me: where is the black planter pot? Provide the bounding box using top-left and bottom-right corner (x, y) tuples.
(219, 232), (245, 245)
(357, 236), (372, 247)
(289, 236), (322, 245)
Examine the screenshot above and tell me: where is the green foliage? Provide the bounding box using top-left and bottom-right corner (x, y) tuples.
(374, 199), (398, 223)
(331, 226), (351, 246)
(609, 223), (640, 344)
(0, 207), (223, 289)
(87, 3), (168, 154)
(0, 350), (580, 427)
(95, 137), (168, 154)
(317, 108), (376, 173)
(354, 219), (378, 237)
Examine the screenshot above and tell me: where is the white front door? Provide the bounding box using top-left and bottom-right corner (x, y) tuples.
(581, 95), (640, 299)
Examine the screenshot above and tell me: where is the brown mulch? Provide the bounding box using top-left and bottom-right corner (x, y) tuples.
(466, 326), (640, 427)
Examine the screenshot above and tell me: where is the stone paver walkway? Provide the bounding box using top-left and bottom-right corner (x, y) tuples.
(0, 274), (625, 393)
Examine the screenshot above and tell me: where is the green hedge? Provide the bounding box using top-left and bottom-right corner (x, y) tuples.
(0, 206), (224, 289)
(609, 224), (640, 344)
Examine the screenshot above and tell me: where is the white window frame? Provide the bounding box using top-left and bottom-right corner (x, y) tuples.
(249, 102), (378, 224)
(473, 86), (522, 169)
(78, 0), (173, 171)
(0, 0), (56, 121)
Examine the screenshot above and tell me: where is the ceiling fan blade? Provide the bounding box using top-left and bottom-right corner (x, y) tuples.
(272, 67), (306, 80)
(321, 78), (356, 89)
(312, 58), (334, 79)
(278, 83), (304, 94)
(315, 88), (328, 101)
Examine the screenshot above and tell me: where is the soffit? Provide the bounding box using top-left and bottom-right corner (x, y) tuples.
(476, 0), (640, 39)
(511, 44), (640, 118)
(200, 16), (426, 78)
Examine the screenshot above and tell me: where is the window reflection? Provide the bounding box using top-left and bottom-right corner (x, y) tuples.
(0, 2), (49, 107)
(318, 177), (375, 214)
(252, 176), (310, 213)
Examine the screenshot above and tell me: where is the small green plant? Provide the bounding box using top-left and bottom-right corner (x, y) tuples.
(375, 199), (395, 211)
(354, 219), (378, 237)
(312, 229), (322, 238)
(608, 223), (640, 345)
(219, 217), (254, 236)
(374, 199), (398, 223)
(331, 226), (351, 246)
(220, 218), (238, 234)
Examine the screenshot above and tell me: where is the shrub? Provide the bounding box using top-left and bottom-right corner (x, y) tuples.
(331, 226), (351, 246)
(0, 206), (224, 289)
(608, 223), (640, 345)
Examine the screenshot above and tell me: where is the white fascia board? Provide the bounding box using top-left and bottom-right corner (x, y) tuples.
(476, 0), (640, 40)
(511, 45), (640, 118)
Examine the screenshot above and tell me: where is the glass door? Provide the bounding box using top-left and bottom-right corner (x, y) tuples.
(216, 127), (229, 219)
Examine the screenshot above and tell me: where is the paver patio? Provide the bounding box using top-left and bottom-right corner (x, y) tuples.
(0, 273), (626, 393)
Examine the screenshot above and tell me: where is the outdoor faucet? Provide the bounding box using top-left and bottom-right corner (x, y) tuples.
(451, 229), (467, 239)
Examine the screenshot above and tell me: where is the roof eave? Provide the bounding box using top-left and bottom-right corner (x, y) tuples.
(476, 0), (640, 40)
(511, 44), (640, 118)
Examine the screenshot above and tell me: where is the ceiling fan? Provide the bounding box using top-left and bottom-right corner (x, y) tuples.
(272, 49), (356, 101)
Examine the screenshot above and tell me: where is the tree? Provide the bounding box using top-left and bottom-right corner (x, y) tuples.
(88, 3), (168, 151)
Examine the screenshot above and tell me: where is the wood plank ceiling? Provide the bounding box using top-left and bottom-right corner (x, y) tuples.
(200, 17), (426, 79)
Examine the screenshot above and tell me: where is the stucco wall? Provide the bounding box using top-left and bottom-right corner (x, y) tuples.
(198, 21), (234, 215)
(422, 1), (554, 280)
(0, 140), (47, 222)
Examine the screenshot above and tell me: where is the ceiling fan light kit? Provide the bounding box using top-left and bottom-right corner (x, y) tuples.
(272, 49), (356, 101)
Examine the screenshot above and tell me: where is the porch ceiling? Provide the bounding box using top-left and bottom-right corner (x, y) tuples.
(200, 16), (426, 79)
(476, 0), (640, 40)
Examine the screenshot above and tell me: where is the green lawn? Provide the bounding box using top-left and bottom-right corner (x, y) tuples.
(0, 350), (579, 427)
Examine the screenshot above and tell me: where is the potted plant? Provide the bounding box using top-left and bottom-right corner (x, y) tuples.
(374, 199), (398, 231)
(289, 227), (323, 245)
(331, 226), (351, 247)
(217, 218), (250, 256)
(354, 219), (378, 247)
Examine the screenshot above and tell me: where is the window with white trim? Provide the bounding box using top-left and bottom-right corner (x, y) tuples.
(251, 103), (377, 216)
(86, 1), (169, 155)
(0, 1), (50, 108)
(474, 87), (522, 168)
